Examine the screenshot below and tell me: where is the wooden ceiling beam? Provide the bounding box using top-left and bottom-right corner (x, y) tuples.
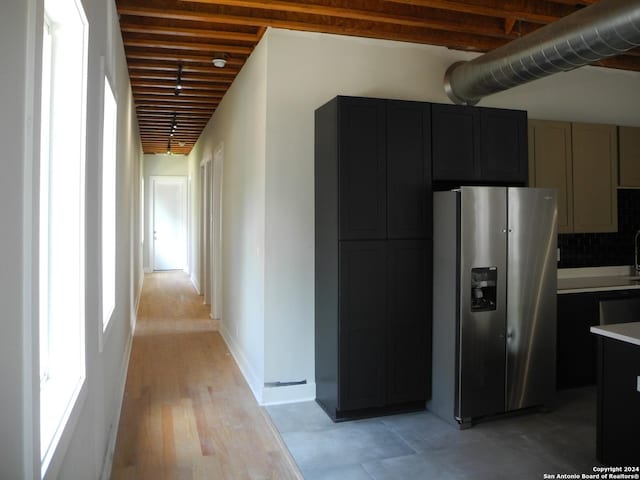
(126, 55), (245, 68)
(136, 105), (217, 112)
(123, 38), (252, 55)
(382, 0), (578, 25)
(504, 17), (517, 35)
(135, 96), (221, 105)
(139, 130), (205, 135)
(120, 22), (258, 42)
(125, 49), (246, 64)
(131, 78), (233, 87)
(133, 87), (226, 97)
(593, 55), (640, 72)
(129, 62), (240, 75)
(136, 105), (212, 118)
(129, 71), (236, 82)
(139, 122), (208, 127)
(136, 111), (212, 118)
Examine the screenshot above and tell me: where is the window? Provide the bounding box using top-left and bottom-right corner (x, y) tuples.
(39, 0), (88, 474)
(102, 76), (117, 332)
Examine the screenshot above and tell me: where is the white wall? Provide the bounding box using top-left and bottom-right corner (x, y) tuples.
(188, 38), (268, 400)
(142, 154), (188, 272)
(0, 0), (143, 478)
(0, 0), (39, 477)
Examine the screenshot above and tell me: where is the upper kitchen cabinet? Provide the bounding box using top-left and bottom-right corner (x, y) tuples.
(432, 104), (527, 186)
(386, 100), (432, 239)
(529, 120), (618, 233)
(480, 108), (528, 183)
(432, 104), (480, 182)
(315, 96), (432, 241)
(572, 123), (617, 233)
(335, 96), (387, 240)
(528, 120), (573, 233)
(618, 126), (640, 188)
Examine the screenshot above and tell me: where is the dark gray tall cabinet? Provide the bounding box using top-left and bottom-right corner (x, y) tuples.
(315, 96), (432, 420)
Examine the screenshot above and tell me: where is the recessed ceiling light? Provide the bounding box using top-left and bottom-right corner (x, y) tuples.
(212, 53), (228, 68)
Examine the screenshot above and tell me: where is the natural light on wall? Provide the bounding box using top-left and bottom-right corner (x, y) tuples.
(39, 0), (88, 475)
(102, 75), (117, 333)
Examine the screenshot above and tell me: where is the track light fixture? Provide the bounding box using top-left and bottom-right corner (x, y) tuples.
(169, 113), (178, 144)
(174, 64), (183, 96)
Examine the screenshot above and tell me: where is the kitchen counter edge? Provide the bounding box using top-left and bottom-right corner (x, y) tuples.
(590, 322), (640, 347)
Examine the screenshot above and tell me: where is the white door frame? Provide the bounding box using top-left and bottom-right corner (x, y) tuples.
(150, 175), (188, 271)
(201, 157), (212, 305)
(211, 145), (224, 320)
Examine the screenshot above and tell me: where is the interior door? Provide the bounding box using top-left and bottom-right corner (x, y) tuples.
(153, 176), (187, 271)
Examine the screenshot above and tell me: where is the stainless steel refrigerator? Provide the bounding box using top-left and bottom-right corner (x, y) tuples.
(428, 186), (557, 428)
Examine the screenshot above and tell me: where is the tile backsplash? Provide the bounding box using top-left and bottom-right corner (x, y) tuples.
(558, 189), (640, 268)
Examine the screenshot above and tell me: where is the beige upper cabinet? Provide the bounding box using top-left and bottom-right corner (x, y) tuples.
(619, 126), (640, 187)
(529, 120), (618, 234)
(571, 123), (617, 233)
(528, 120), (573, 233)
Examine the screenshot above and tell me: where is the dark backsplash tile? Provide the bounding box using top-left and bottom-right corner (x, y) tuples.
(558, 189), (640, 268)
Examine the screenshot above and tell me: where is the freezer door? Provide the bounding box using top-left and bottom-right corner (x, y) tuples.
(506, 188), (557, 411)
(458, 187), (507, 421)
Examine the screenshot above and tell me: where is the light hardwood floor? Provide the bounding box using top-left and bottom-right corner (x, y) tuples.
(111, 272), (302, 480)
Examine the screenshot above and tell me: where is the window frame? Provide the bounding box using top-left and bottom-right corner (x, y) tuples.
(38, 0), (89, 476)
(100, 66), (118, 341)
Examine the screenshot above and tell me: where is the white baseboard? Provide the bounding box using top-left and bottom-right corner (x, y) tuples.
(218, 323), (316, 406)
(261, 382), (316, 406)
(190, 273), (201, 295)
(99, 331), (134, 480)
(219, 323), (264, 403)
(143, 267), (152, 274)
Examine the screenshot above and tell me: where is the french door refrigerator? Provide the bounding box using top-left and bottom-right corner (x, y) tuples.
(429, 186), (557, 428)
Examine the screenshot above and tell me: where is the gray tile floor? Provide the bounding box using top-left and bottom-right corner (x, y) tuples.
(267, 388), (599, 480)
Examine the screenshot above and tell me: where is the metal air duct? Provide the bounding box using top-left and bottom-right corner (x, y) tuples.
(444, 0), (640, 106)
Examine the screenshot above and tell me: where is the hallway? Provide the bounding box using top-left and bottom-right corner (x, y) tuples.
(111, 272), (301, 479)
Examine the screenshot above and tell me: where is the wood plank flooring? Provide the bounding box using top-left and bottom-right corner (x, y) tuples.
(111, 272), (302, 480)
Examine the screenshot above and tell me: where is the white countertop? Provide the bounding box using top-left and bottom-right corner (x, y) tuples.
(590, 322), (640, 347)
(557, 266), (640, 294)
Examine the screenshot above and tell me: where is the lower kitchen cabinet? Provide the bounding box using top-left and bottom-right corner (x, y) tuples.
(596, 337), (640, 465)
(316, 239), (431, 420)
(557, 293), (599, 389)
(557, 289), (640, 389)
(338, 241), (387, 411)
(386, 240), (432, 404)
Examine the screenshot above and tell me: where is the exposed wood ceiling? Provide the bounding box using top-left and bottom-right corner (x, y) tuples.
(115, 0), (640, 155)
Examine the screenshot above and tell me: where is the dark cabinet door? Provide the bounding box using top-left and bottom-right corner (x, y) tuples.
(387, 100), (432, 239)
(480, 108), (527, 184)
(338, 98), (387, 240)
(597, 338), (640, 465)
(557, 293), (600, 389)
(339, 241), (387, 410)
(432, 104), (480, 182)
(386, 239), (431, 404)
